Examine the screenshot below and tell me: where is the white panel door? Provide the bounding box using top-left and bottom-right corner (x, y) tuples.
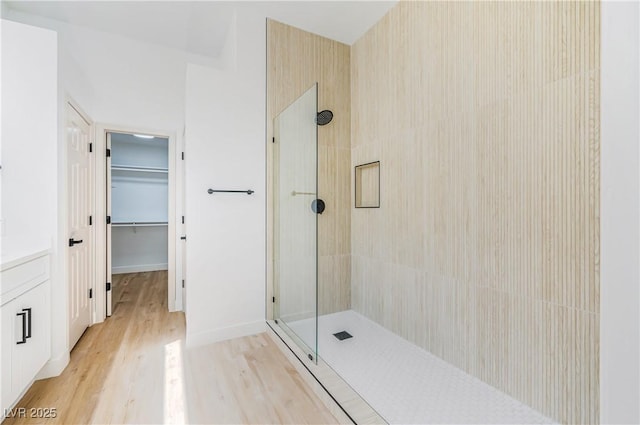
(67, 103), (93, 349)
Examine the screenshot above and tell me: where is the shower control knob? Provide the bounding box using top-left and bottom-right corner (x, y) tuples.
(311, 199), (325, 214)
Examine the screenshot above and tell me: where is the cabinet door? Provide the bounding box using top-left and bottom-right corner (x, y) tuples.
(11, 281), (51, 405)
(12, 281), (51, 391)
(33, 282), (51, 373)
(11, 301), (28, 405)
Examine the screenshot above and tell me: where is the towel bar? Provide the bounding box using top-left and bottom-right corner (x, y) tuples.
(207, 189), (254, 195)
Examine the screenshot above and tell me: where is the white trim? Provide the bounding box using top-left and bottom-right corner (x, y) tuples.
(94, 123), (180, 323)
(112, 263), (168, 274)
(186, 321), (266, 348)
(167, 125), (179, 312)
(36, 351), (70, 380)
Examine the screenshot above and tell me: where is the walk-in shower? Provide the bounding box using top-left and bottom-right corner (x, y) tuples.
(271, 84), (556, 424)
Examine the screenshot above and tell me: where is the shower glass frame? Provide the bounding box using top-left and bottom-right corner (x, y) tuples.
(272, 83), (319, 364)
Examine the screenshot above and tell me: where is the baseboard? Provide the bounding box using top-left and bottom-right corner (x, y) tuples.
(186, 320), (266, 348)
(112, 263), (168, 274)
(36, 350), (70, 380)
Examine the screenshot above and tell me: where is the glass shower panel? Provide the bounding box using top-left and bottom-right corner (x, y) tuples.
(273, 84), (318, 362)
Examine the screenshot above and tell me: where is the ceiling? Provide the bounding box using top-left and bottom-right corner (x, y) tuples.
(3, 1), (397, 58)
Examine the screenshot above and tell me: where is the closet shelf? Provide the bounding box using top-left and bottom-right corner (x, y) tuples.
(111, 165), (168, 173)
(112, 222), (168, 227)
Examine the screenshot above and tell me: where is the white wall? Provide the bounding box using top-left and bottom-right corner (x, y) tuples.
(0, 20), (57, 259)
(0, 18), (60, 378)
(600, 2), (640, 423)
(111, 227), (168, 274)
(4, 9), (219, 132)
(184, 9), (266, 346)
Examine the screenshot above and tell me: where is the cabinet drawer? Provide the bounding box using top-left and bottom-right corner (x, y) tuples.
(1, 254), (49, 306)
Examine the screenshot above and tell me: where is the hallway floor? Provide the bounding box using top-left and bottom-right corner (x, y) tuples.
(2, 271), (338, 424)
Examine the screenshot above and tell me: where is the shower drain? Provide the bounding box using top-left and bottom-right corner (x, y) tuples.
(333, 331), (353, 341)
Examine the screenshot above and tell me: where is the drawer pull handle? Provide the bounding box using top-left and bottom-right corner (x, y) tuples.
(16, 312), (27, 344)
(23, 308), (32, 339)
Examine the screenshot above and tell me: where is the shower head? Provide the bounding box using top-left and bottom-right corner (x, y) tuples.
(316, 110), (333, 126)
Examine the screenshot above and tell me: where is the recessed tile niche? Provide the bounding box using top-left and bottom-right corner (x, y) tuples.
(355, 161), (380, 208)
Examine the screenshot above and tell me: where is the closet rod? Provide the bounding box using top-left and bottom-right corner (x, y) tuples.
(111, 165), (168, 173)
(207, 189), (254, 195)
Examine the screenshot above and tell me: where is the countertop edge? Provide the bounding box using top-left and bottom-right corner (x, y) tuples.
(1, 248), (51, 272)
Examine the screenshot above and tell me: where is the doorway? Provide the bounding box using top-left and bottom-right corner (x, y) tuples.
(106, 132), (169, 315)
(94, 125), (182, 321)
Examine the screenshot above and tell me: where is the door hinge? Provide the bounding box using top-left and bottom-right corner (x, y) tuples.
(106, 148), (111, 157)
(106, 282), (111, 291)
(181, 152), (184, 160)
(89, 288), (93, 299)
(89, 215), (93, 226)
(272, 296), (275, 303)
(106, 215), (111, 224)
(181, 215), (185, 224)
(89, 142), (93, 153)
(182, 279), (185, 288)
(272, 137), (275, 144)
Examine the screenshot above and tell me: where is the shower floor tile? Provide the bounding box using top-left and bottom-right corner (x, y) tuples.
(286, 310), (554, 425)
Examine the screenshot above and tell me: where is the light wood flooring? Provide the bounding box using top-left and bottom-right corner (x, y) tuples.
(2, 271), (339, 424)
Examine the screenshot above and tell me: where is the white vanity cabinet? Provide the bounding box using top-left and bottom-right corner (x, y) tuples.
(1, 251), (51, 414)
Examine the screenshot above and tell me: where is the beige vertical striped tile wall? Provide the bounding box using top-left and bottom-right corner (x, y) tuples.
(350, 2), (600, 424)
(267, 20), (351, 317)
